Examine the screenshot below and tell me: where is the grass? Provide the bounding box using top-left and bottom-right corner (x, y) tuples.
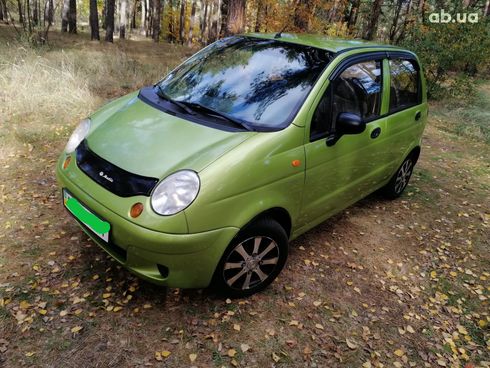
(0, 24), (489, 367)
(431, 80), (490, 144)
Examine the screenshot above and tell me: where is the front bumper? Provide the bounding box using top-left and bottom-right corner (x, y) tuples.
(56, 155), (239, 288)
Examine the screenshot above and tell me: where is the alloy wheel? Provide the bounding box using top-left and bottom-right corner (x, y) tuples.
(394, 159), (413, 194)
(223, 236), (280, 291)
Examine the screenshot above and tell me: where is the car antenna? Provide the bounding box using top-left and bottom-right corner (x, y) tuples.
(274, 24), (289, 39)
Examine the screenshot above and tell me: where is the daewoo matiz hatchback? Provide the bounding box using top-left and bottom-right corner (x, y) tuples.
(57, 33), (427, 297)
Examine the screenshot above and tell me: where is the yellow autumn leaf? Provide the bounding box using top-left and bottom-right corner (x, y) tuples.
(161, 350), (171, 358)
(272, 352), (280, 362)
(233, 324), (241, 331)
(19, 300), (30, 309)
(189, 353), (197, 362)
(71, 325), (83, 334)
(228, 348), (236, 357)
(154, 352), (162, 361)
(394, 349), (404, 357)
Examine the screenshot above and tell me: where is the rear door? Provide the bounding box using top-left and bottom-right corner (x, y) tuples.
(299, 55), (392, 230)
(386, 56), (427, 166)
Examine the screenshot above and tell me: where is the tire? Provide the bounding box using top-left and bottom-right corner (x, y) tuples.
(212, 218), (288, 298)
(382, 155), (415, 199)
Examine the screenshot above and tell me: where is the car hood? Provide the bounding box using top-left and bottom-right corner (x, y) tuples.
(86, 95), (254, 179)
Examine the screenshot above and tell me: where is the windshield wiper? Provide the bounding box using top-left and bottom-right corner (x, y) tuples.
(154, 85), (196, 115)
(176, 100), (254, 131)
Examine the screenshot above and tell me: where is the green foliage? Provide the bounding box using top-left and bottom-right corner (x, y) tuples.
(401, 20), (490, 99)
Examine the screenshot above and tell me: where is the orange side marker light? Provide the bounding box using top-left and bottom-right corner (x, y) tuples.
(130, 203), (144, 218)
(291, 159), (301, 167)
(63, 156), (71, 170)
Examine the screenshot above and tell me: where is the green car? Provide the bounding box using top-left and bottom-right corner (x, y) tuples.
(57, 33), (427, 297)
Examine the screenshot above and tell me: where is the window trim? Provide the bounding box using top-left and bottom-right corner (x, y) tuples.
(310, 56), (384, 142)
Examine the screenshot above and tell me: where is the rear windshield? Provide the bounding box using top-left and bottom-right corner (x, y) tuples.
(157, 36), (333, 131)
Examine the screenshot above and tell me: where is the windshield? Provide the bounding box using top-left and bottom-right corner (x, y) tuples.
(157, 36), (333, 131)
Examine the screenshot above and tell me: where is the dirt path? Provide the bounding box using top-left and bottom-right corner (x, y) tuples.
(0, 34), (488, 367)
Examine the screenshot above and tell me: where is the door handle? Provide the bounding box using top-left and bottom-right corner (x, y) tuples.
(370, 127), (381, 139)
(415, 111), (422, 121)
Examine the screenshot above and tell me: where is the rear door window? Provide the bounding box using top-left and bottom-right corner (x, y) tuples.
(389, 59), (420, 112)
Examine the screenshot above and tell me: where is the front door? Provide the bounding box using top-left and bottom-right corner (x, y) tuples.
(299, 58), (392, 230)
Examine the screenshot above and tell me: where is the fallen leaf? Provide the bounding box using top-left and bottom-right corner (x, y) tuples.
(228, 348), (236, 357)
(189, 353), (197, 362)
(394, 349), (405, 357)
(240, 343), (250, 352)
(272, 352), (280, 362)
(346, 338), (358, 350)
(71, 326), (83, 334)
(161, 350), (171, 358)
(233, 324), (241, 331)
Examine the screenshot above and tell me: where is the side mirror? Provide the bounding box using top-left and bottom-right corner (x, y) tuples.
(337, 112), (366, 135)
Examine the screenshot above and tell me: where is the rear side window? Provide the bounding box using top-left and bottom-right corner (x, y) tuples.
(310, 60), (382, 140)
(389, 59), (420, 111)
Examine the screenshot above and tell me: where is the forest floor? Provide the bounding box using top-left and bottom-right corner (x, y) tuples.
(0, 25), (489, 368)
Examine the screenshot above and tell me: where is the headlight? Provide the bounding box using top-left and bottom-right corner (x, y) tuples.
(65, 119), (91, 153)
(151, 170), (200, 216)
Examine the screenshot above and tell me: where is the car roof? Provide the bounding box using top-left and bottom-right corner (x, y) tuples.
(245, 32), (406, 54)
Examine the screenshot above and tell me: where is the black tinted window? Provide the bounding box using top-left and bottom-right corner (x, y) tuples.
(158, 37), (332, 130)
(389, 59), (420, 111)
(311, 60), (382, 140)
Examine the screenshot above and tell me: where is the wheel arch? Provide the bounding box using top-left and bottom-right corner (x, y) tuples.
(409, 146), (421, 164)
(243, 207), (292, 239)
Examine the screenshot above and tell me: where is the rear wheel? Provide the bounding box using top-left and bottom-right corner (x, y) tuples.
(382, 155), (415, 199)
(213, 218), (288, 297)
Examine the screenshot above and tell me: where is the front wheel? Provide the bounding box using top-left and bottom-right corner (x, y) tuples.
(382, 155), (415, 199)
(212, 218), (288, 298)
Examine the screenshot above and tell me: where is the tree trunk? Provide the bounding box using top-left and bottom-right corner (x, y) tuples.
(484, 0), (489, 16)
(395, 0), (412, 44)
(120, 0), (127, 38)
(0, 0), (4, 21)
(224, 0), (245, 35)
(17, 0), (23, 23)
(90, 0), (100, 39)
(146, 0), (152, 37)
(105, 0), (115, 41)
(44, 0), (53, 25)
(152, 0), (160, 41)
(363, 0), (382, 40)
(346, 0), (360, 31)
(179, 0), (185, 43)
(200, 0), (208, 42)
(389, 0), (403, 42)
(293, 0), (315, 31)
(130, 0), (136, 28)
(254, 0), (264, 32)
(68, 0), (76, 33)
(187, 0), (196, 45)
(61, 0), (69, 31)
(206, 0), (213, 41)
(141, 0), (146, 33)
(212, 0), (221, 41)
(32, 0), (38, 26)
